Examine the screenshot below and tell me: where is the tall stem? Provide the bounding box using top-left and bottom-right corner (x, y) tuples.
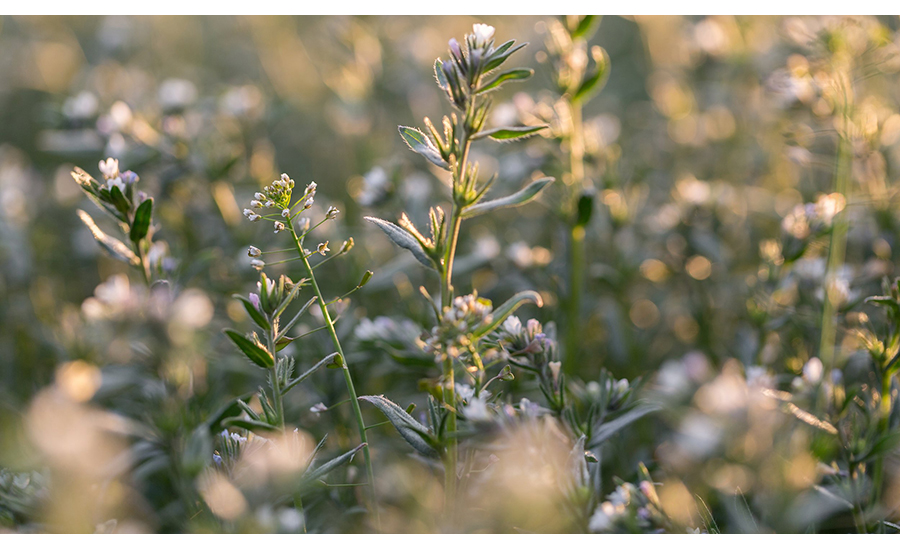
(287, 226), (380, 530)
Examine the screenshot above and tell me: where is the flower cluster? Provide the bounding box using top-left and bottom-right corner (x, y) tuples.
(588, 479), (673, 533)
(424, 293), (493, 358)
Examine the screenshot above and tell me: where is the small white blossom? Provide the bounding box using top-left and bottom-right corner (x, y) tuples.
(250, 200), (263, 209)
(317, 242), (330, 256)
(282, 209), (291, 218)
(99, 157), (119, 180)
(472, 23), (495, 48)
(274, 221), (285, 233)
(248, 246), (261, 257)
(303, 197), (314, 210)
(265, 200), (276, 208)
(326, 206), (340, 220)
(254, 192), (266, 201)
(250, 259), (265, 270)
(243, 209), (261, 222)
(310, 402), (328, 415)
(297, 218), (311, 232)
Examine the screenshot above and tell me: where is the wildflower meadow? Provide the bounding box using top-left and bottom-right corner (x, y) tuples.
(3, 14), (900, 535)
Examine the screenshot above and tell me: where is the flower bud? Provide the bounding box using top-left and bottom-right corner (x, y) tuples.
(326, 206), (340, 220)
(273, 221), (285, 233)
(248, 246), (262, 257)
(250, 259), (265, 270)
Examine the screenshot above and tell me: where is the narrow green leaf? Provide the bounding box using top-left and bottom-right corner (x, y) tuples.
(76, 209), (140, 265)
(398, 126), (449, 170)
(476, 68), (533, 94)
(462, 177), (554, 219)
(281, 352), (340, 395)
(589, 404), (660, 447)
(434, 58), (449, 90)
(359, 395), (440, 459)
(130, 198), (153, 243)
(222, 416), (278, 434)
(234, 294), (271, 331)
(473, 290), (544, 338)
(300, 443), (367, 489)
(575, 192), (594, 228)
(571, 15), (601, 39)
(472, 125), (548, 142)
(108, 184), (131, 215)
(574, 47), (611, 103)
(277, 296), (319, 340)
(364, 216), (435, 270)
(484, 41), (527, 72)
(223, 328), (274, 369)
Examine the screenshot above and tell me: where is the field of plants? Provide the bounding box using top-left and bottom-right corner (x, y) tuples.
(2, 14), (900, 534)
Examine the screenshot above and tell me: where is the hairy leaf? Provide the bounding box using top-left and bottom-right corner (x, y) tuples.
(76, 209), (139, 265)
(359, 395), (440, 459)
(301, 443), (367, 488)
(472, 125), (547, 142)
(233, 294), (271, 332)
(398, 126), (449, 170)
(364, 216), (435, 270)
(461, 177), (554, 219)
(476, 68), (533, 94)
(473, 291), (543, 339)
(281, 352), (340, 395)
(223, 329), (274, 369)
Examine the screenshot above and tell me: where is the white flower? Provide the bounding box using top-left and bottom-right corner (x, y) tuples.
(461, 397), (491, 421)
(274, 221), (285, 233)
(243, 209), (261, 222)
(248, 246), (261, 258)
(306, 181), (317, 194)
(326, 206), (340, 220)
(254, 192), (266, 201)
(303, 197), (314, 210)
(297, 218), (311, 232)
(472, 23), (495, 48)
(310, 403), (328, 415)
(250, 259), (265, 270)
(99, 158), (119, 180)
(282, 209), (291, 218)
(316, 242), (330, 256)
(250, 200), (263, 209)
(265, 200), (276, 208)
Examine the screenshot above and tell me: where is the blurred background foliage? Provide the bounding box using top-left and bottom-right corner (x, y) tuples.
(3, 15), (900, 533)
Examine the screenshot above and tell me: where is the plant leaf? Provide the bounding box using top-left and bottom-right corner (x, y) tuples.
(222, 416), (278, 434)
(76, 209), (140, 265)
(223, 329), (274, 369)
(574, 47), (611, 103)
(398, 126), (449, 170)
(130, 198), (153, 243)
(233, 294), (271, 331)
(108, 184), (131, 215)
(571, 15), (601, 39)
(364, 216), (435, 270)
(589, 404), (660, 447)
(462, 177), (554, 219)
(301, 443), (367, 489)
(281, 352), (340, 395)
(473, 290), (544, 338)
(434, 58), (448, 90)
(359, 395), (440, 459)
(472, 125), (547, 142)
(476, 68), (533, 94)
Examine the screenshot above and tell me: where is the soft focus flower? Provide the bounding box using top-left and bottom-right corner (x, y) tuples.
(472, 23), (495, 48)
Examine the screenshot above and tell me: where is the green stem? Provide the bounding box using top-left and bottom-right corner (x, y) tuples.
(817, 132), (851, 406)
(287, 225), (380, 530)
(440, 208), (462, 518)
